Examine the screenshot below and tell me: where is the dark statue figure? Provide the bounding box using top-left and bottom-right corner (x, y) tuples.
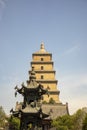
(10, 67), (49, 130)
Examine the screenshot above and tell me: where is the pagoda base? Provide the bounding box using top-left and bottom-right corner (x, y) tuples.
(42, 103), (69, 119)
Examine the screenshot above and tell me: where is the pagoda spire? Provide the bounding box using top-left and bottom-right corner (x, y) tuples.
(41, 42), (45, 49)
(39, 41), (46, 53)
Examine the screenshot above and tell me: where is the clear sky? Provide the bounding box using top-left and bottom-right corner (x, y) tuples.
(0, 0), (87, 115)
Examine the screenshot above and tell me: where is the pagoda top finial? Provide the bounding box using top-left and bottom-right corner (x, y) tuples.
(35, 41), (49, 54)
(41, 42), (45, 49)
(39, 41), (46, 53)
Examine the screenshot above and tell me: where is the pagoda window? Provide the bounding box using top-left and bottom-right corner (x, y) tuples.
(41, 58), (44, 61)
(41, 66), (44, 70)
(41, 75), (44, 79)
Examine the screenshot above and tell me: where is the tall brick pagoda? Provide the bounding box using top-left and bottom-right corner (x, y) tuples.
(30, 43), (60, 103)
(29, 42), (69, 118)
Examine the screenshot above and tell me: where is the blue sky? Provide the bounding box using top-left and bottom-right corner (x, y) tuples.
(0, 0), (87, 115)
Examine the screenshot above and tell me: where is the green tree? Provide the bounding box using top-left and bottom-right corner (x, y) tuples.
(49, 98), (55, 104)
(72, 109), (86, 130)
(8, 116), (20, 130)
(52, 109), (87, 130)
(0, 106), (6, 128)
(42, 100), (47, 104)
(82, 114), (87, 130)
(52, 115), (74, 130)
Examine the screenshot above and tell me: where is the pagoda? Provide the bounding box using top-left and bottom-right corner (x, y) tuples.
(29, 42), (69, 119)
(30, 42), (60, 103)
(10, 67), (50, 130)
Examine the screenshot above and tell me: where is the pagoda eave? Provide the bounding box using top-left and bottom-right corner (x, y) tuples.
(36, 80), (58, 84)
(21, 110), (49, 119)
(49, 90), (60, 95)
(31, 61), (53, 64)
(29, 70), (56, 74)
(24, 86), (39, 91)
(33, 53), (52, 56)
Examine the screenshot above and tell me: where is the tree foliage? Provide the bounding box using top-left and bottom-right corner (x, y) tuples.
(82, 114), (87, 130)
(49, 98), (55, 104)
(52, 109), (87, 130)
(52, 115), (74, 130)
(8, 116), (20, 130)
(0, 106), (6, 127)
(72, 109), (86, 130)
